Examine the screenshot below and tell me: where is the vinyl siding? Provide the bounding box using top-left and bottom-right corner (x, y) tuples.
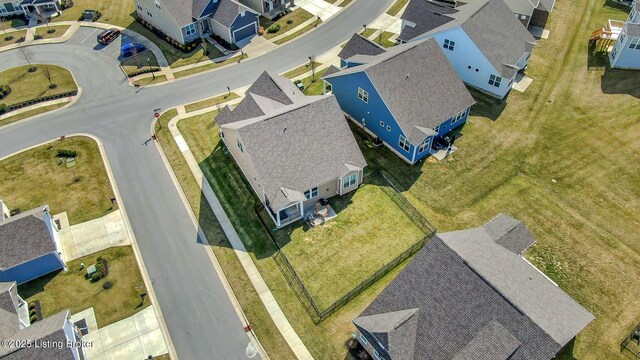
(135, 0), (186, 43)
(610, 34), (640, 69)
(220, 127), (265, 203)
(230, 11), (258, 43)
(0, 253), (65, 285)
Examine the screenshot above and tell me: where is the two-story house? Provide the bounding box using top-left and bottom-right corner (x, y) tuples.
(215, 71), (367, 228)
(135, 0), (259, 46)
(398, 0), (536, 99)
(607, 0), (640, 69)
(324, 36), (475, 164)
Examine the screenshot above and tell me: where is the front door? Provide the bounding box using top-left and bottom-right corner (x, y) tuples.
(200, 19), (210, 35)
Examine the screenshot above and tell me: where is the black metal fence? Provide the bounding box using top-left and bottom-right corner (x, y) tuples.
(621, 322), (640, 356)
(261, 171), (437, 324)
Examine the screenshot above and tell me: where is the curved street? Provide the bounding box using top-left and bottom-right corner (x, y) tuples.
(0, 1), (393, 359)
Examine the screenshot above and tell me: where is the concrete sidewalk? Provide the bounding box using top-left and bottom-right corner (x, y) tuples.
(78, 306), (168, 360)
(56, 209), (132, 261)
(163, 105), (313, 360)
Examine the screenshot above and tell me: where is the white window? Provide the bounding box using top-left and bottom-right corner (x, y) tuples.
(237, 139), (243, 152)
(379, 121), (384, 127)
(359, 333), (368, 345)
(629, 38), (640, 50)
(304, 187), (318, 200)
(611, 46), (618, 59)
(373, 349), (384, 360)
(619, 31), (625, 44)
(185, 23), (196, 37)
(418, 138), (430, 153)
(343, 173), (357, 188)
(145, 6), (152, 16)
(451, 109), (466, 125)
(357, 87), (368, 103)
(443, 38), (455, 51)
(488, 74), (501, 87)
(0, 8), (6, 13)
(398, 135), (410, 152)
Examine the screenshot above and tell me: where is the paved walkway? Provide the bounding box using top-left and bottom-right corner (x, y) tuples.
(56, 209), (132, 261)
(77, 306), (168, 360)
(296, 0), (341, 21)
(164, 106), (314, 360)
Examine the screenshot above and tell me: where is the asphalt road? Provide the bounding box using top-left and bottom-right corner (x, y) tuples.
(0, 1), (393, 359)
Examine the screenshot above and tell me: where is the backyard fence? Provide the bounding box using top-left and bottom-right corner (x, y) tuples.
(260, 171), (437, 324)
(621, 322), (640, 357)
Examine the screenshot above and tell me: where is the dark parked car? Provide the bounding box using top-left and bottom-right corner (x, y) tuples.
(121, 42), (145, 58)
(97, 28), (120, 45)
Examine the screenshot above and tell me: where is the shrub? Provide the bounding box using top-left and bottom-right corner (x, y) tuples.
(90, 272), (104, 282)
(34, 35), (43, 40)
(286, 19), (294, 24)
(102, 281), (112, 290)
(47, 28), (56, 34)
(28, 302), (36, 310)
(30, 315), (38, 323)
(78, 15), (84, 21)
(267, 24), (280, 33)
(56, 149), (78, 158)
(4, 35), (13, 41)
(0, 85), (10, 99)
(0, 104), (7, 115)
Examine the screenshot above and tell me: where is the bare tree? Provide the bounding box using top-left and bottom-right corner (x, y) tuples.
(17, 44), (35, 72)
(0, 17), (8, 35)
(42, 65), (55, 88)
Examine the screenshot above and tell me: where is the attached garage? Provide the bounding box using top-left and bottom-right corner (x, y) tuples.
(232, 22), (257, 43)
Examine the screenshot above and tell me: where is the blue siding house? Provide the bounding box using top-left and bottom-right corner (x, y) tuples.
(0, 205), (66, 285)
(324, 37), (475, 164)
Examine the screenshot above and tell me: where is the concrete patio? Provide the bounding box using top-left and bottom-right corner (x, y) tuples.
(79, 306), (167, 360)
(56, 209), (131, 262)
(295, 0), (341, 21)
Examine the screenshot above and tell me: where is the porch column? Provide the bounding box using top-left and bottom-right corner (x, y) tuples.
(276, 210), (281, 227)
(299, 201), (303, 218)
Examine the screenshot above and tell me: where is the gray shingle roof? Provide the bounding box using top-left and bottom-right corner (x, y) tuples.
(452, 320), (521, 360)
(627, 22), (640, 38)
(537, 0), (554, 12)
(0, 282), (77, 360)
(159, 0), (194, 27)
(355, 216), (594, 359)
(483, 213), (536, 254)
(323, 65), (341, 77)
(439, 222), (595, 346)
(0, 206), (57, 270)
(354, 308), (419, 360)
(338, 33), (386, 61)
(222, 95), (367, 210)
(212, 0), (254, 27)
(399, 0), (536, 78)
(325, 39), (475, 145)
(216, 71), (303, 125)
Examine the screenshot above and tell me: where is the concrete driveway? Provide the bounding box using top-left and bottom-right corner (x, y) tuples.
(57, 209), (131, 262)
(79, 306), (167, 360)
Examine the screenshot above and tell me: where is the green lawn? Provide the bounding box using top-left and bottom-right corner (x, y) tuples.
(173, 54), (247, 78)
(34, 25), (71, 39)
(0, 65), (77, 107)
(260, 9), (315, 40)
(386, 0), (409, 16)
(153, 110), (296, 359)
(360, 29), (395, 48)
(18, 246), (148, 328)
(338, 0), (353, 6)
(269, 181), (425, 309)
(53, 0), (134, 26)
(167, 111), (422, 358)
(132, 74), (168, 86)
(0, 136), (117, 225)
(0, 102), (67, 128)
(273, 20), (322, 45)
(297, 68), (329, 95)
(0, 30), (27, 47)
(283, 61), (321, 78)
(184, 92), (240, 112)
(121, 49), (160, 76)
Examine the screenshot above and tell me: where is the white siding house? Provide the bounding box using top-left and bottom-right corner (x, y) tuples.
(608, 0), (640, 69)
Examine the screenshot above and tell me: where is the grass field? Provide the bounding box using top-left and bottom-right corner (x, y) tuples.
(0, 102), (67, 128)
(153, 110), (296, 359)
(173, 54), (247, 78)
(158, 0), (640, 357)
(283, 61), (321, 78)
(273, 20), (322, 45)
(53, 0), (134, 26)
(360, 29), (396, 48)
(386, 0), (409, 16)
(132, 74), (168, 86)
(34, 25), (71, 39)
(0, 136), (117, 225)
(121, 49), (160, 76)
(260, 9), (315, 40)
(18, 246), (148, 328)
(269, 181), (425, 309)
(184, 92), (239, 112)
(0, 30), (27, 47)
(297, 68), (329, 95)
(0, 65), (77, 107)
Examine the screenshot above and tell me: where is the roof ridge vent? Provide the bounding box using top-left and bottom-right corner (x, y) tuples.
(393, 310), (416, 329)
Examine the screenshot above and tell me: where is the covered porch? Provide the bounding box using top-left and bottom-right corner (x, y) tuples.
(264, 198), (337, 228)
(265, 200), (304, 228)
(19, 0), (61, 21)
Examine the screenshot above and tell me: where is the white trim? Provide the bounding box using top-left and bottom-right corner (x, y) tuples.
(345, 115), (417, 165)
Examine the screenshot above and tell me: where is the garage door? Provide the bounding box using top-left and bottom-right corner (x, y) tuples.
(233, 23), (256, 43)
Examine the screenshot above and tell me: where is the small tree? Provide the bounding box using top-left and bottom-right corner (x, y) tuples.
(0, 17), (8, 35)
(39, 14), (52, 33)
(17, 44), (35, 72)
(42, 65), (55, 88)
(131, 46), (141, 68)
(201, 36), (208, 56)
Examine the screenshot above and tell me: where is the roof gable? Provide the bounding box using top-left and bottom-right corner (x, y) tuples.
(453, 320), (521, 360)
(354, 308), (420, 360)
(0, 206), (57, 270)
(483, 213), (536, 254)
(338, 33), (386, 61)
